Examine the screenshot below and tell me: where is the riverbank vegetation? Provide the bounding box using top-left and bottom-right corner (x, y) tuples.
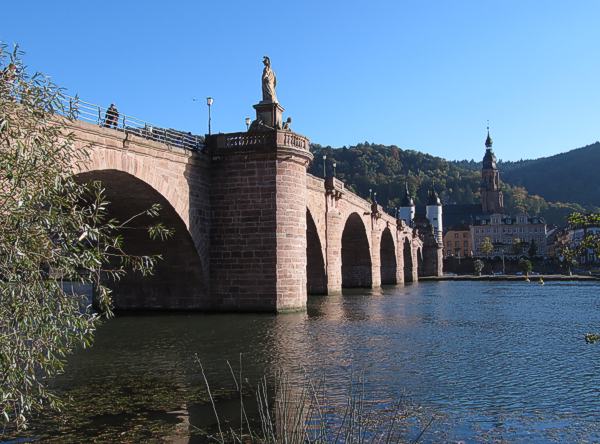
(0, 45), (171, 431)
(196, 357), (431, 444)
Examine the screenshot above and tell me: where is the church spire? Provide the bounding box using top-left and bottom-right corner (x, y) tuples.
(485, 123), (493, 149)
(482, 124), (497, 170)
(480, 123), (504, 213)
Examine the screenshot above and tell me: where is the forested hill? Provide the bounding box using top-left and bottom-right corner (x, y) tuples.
(308, 142), (598, 227)
(500, 142), (600, 207)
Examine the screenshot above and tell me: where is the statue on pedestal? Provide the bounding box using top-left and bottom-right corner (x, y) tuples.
(248, 56), (284, 132)
(261, 56), (277, 103)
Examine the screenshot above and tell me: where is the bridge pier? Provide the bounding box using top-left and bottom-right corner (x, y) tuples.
(412, 245), (420, 282)
(325, 207), (343, 294)
(207, 130), (313, 312)
(420, 228), (444, 277)
(370, 226), (382, 289)
(395, 230), (407, 285)
(410, 220), (444, 279)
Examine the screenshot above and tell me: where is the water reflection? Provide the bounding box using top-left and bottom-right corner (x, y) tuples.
(10, 281), (600, 443)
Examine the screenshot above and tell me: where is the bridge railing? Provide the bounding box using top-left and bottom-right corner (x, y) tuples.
(59, 95), (204, 151)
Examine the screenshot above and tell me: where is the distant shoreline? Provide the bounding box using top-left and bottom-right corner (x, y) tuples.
(420, 275), (600, 282)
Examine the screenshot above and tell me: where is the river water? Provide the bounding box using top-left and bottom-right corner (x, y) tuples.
(13, 281), (600, 443)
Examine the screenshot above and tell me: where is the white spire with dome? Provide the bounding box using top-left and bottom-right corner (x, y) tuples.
(398, 182), (415, 225)
(426, 186), (443, 243)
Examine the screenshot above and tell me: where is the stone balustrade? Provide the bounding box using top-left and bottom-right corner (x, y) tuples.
(210, 130), (310, 152)
(277, 131), (310, 150)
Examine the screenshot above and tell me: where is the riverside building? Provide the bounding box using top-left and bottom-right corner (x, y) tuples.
(443, 224), (472, 258)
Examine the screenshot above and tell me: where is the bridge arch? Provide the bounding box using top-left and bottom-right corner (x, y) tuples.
(417, 247), (425, 277)
(306, 209), (327, 294)
(380, 227), (397, 285)
(74, 169), (207, 309)
(341, 212), (372, 288)
(77, 141), (195, 229)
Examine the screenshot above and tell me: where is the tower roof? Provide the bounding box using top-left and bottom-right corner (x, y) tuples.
(400, 182), (414, 207)
(485, 127), (493, 148)
(427, 188), (441, 206)
(482, 127), (497, 169)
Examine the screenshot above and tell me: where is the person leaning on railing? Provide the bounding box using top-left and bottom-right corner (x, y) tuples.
(103, 103), (119, 128)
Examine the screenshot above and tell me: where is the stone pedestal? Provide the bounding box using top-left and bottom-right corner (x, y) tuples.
(253, 101), (284, 129)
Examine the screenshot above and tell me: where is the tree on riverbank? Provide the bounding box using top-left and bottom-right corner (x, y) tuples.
(473, 259), (484, 276)
(0, 46), (172, 431)
(519, 258), (533, 277)
(559, 212), (600, 273)
(480, 237), (494, 257)
(569, 212), (600, 255)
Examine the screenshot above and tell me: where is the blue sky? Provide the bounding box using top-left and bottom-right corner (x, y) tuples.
(3, 1), (600, 161)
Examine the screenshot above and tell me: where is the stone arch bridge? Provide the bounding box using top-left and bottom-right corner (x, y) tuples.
(68, 119), (442, 312)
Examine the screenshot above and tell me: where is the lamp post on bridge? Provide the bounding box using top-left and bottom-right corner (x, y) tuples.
(322, 154), (327, 177)
(245, 117), (251, 131)
(206, 97), (213, 135)
(333, 161), (336, 177)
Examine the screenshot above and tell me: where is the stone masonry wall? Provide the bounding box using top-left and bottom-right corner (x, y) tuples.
(275, 155), (309, 311)
(209, 149), (278, 311)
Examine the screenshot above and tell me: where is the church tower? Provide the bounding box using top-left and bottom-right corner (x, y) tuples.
(480, 127), (504, 214)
